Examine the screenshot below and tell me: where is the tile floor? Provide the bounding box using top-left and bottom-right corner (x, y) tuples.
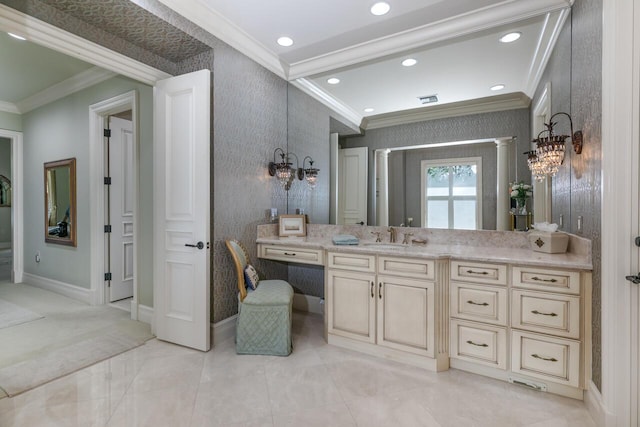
(0, 311), (596, 427)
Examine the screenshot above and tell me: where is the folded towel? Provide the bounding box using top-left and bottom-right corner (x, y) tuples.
(332, 234), (359, 245)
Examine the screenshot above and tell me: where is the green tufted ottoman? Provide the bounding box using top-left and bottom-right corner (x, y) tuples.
(236, 280), (293, 356)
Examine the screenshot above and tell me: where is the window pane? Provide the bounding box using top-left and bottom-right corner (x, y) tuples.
(452, 164), (477, 196)
(426, 167), (450, 197)
(427, 200), (449, 228)
(454, 200), (476, 229)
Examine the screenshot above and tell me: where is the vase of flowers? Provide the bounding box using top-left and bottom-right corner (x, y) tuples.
(510, 181), (532, 214)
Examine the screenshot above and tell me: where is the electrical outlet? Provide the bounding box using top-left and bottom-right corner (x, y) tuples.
(577, 215), (583, 232)
(35, 251), (41, 263)
(559, 214), (564, 228)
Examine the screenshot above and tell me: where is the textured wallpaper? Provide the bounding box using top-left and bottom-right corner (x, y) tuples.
(343, 108), (531, 224)
(531, 2), (602, 390)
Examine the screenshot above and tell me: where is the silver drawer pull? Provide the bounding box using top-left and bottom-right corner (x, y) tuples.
(467, 300), (489, 306)
(283, 252), (296, 256)
(466, 270), (489, 275)
(466, 340), (488, 347)
(531, 353), (558, 362)
(531, 276), (558, 283)
(531, 309), (558, 317)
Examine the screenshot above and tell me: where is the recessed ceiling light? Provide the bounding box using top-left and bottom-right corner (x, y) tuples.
(370, 2), (390, 16)
(491, 84), (505, 91)
(277, 36), (293, 47)
(327, 77), (340, 85)
(364, 108), (375, 113)
(7, 32), (26, 41)
(401, 58), (417, 67)
(499, 32), (521, 43)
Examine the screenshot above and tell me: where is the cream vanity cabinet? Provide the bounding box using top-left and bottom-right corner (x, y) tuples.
(326, 251), (447, 370)
(258, 243), (324, 265)
(449, 260), (591, 398)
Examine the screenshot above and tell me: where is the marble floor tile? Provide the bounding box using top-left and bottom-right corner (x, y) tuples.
(271, 402), (356, 427)
(0, 311), (597, 427)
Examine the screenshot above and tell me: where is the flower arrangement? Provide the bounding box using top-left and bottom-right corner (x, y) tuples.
(510, 181), (533, 213)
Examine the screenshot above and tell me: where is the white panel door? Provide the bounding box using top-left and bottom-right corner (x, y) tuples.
(108, 116), (134, 302)
(338, 147), (367, 225)
(154, 69), (210, 351)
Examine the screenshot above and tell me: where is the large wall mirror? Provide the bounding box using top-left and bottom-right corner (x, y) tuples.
(44, 158), (77, 246)
(288, 8), (571, 231)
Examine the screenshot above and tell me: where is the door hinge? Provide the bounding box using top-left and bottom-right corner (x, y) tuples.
(104, 129), (111, 138)
(104, 177), (111, 185)
(104, 225), (112, 233)
(104, 272), (112, 281)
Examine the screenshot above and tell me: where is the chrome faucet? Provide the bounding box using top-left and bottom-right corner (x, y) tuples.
(388, 227), (397, 243)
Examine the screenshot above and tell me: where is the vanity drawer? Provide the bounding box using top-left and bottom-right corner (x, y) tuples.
(511, 331), (580, 387)
(450, 282), (507, 325)
(450, 260), (507, 286)
(327, 252), (376, 273)
(258, 244), (324, 265)
(378, 256), (435, 280)
(450, 319), (507, 370)
(512, 266), (580, 295)
(512, 290), (580, 339)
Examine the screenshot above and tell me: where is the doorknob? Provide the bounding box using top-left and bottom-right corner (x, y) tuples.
(185, 241), (204, 250)
(625, 273), (640, 284)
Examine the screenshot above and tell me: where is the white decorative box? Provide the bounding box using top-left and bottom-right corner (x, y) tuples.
(529, 231), (569, 254)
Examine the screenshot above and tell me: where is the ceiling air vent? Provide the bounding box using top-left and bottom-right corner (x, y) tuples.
(418, 94), (438, 104)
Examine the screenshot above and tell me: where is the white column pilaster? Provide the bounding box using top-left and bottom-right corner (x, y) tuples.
(495, 138), (512, 231)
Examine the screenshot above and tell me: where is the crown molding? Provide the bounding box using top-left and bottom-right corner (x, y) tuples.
(287, 0), (572, 79)
(362, 92), (531, 130)
(0, 101), (20, 114)
(524, 8), (570, 97)
(292, 78), (362, 129)
(15, 67), (117, 113)
(0, 4), (170, 86)
(156, 0), (286, 78)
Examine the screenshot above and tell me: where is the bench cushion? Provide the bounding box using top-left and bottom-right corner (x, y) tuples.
(242, 280), (293, 306)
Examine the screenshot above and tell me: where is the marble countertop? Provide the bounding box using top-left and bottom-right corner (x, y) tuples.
(256, 236), (593, 270)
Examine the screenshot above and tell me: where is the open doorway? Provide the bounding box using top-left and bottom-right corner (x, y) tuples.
(0, 137), (11, 281)
(89, 91), (139, 316)
(104, 112), (134, 307)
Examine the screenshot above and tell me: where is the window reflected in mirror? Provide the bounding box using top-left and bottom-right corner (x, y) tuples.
(44, 158), (76, 246)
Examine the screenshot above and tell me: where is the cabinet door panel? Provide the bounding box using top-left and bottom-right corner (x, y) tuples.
(327, 269), (376, 343)
(377, 275), (434, 357)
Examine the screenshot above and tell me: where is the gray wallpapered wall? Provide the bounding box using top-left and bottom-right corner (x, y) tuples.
(343, 108), (531, 225)
(532, 2), (603, 391)
(571, 0), (603, 391)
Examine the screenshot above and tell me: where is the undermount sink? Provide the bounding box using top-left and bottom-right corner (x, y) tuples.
(360, 242), (407, 249)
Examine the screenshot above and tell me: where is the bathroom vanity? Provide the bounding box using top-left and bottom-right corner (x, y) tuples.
(256, 224), (592, 400)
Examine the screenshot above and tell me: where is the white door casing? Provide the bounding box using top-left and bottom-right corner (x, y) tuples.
(602, 0), (640, 425)
(108, 117), (134, 302)
(153, 69), (211, 352)
(338, 147), (368, 226)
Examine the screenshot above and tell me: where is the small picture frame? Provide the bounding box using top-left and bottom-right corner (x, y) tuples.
(278, 214), (307, 237)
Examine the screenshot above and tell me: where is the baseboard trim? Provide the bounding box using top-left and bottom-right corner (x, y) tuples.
(137, 304), (154, 326)
(293, 293), (324, 314)
(212, 314), (237, 344)
(584, 380), (615, 426)
(22, 272), (92, 304)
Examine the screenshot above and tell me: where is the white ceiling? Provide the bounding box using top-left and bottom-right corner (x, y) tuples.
(0, 0), (573, 126)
